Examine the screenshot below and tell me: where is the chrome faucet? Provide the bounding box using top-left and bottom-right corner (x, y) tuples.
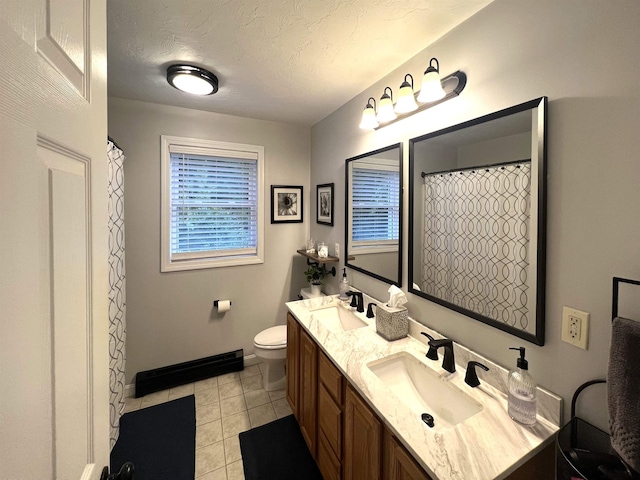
(428, 338), (456, 373)
(347, 291), (364, 313)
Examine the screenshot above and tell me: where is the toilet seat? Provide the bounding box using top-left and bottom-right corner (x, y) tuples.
(254, 325), (287, 349)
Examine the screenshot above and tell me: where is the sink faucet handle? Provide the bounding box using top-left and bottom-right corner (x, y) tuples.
(420, 332), (439, 361)
(366, 302), (376, 318)
(465, 361), (490, 388)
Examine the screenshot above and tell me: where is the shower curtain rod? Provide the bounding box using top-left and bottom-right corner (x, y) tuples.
(421, 158), (530, 178)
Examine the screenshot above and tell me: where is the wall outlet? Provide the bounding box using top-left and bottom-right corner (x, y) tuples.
(561, 306), (589, 349)
(334, 243), (340, 258)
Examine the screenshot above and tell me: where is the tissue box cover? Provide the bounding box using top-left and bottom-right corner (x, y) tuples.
(376, 304), (409, 341)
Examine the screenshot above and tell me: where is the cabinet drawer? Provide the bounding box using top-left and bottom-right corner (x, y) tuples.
(318, 383), (342, 458)
(319, 349), (343, 405)
(317, 430), (341, 480)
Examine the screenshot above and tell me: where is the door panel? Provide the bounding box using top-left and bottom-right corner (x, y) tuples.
(0, 0), (108, 477)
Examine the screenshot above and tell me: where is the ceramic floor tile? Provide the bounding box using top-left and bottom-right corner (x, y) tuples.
(244, 389), (270, 409)
(240, 375), (263, 393)
(221, 412), (251, 439)
(226, 460), (245, 480)
(248, 403), (277, 428)
(169, 383), (195, 400)
(219, 381), (243, 400)
(239, 365), (261, 379)
(195, 440), (226, 477)
(196, 466), (227, 480)
(196, 419), (223, 448)
(220, 394), (247, 418)
(223, 435), (242, 464)
(140, 389), (170, 408)
(272, 397), (293, 419)
(267, 389), (286, 401)
(197, 402), (221, 426)
(123, 397), (142, 413)
(195, 377), (218, 392)
(217, 372), (240, 386)
(196, 386), (220, 407)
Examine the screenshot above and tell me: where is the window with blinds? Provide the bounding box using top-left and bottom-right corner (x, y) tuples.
(161, 136), (264, 271)
(350, 163), (400, 252)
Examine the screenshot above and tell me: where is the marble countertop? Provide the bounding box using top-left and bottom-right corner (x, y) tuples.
(286, 294), (561, 480)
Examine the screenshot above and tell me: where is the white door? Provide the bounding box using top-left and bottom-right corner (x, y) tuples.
(0, 0), (110, 478)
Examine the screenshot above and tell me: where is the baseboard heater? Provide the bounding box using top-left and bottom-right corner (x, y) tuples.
(135, 349), (244, 398)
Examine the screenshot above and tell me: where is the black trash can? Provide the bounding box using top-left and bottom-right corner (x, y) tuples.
(556, 380), (639, 480)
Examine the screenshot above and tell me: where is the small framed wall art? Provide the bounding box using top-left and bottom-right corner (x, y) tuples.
(316, 183), (334, 226)
(271, 185), (303, 223)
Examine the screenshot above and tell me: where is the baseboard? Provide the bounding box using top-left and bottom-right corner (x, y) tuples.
(125, 383), (135, 398)
(134, 349), (244, 397)
(244, 354), (259, 366)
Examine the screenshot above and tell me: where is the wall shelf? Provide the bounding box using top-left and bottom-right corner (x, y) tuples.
(296, 249), (340, 264)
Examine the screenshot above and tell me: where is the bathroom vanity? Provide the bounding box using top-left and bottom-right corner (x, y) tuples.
(285, 296), (561, 480)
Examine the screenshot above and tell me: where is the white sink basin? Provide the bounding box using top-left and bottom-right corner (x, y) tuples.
(367, 352), (483, 429)
(311, 306), (368, 333)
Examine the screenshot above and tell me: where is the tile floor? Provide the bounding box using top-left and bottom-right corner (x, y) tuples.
(123, 363), (293, 480)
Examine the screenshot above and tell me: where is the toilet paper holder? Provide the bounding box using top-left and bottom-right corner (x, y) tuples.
(213, 300), (232, 307)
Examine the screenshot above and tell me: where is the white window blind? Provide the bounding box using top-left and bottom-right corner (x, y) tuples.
(161, 136), (264, 272)
(351, 165), (400, 247)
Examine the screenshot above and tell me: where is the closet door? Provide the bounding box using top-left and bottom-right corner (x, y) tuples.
(0, 0), (110, 478)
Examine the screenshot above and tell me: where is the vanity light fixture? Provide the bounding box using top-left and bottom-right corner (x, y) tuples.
(377, 87), (397, 123)
(358, 57), (466, 130)
(417, 58), (446, 103)
(394, 74), (419, 114)
(167, 64), (219, 95)
(359, 97), (379, 129)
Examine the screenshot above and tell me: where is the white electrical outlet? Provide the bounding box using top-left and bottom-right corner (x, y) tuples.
(561, 306), (589, 349)
(334, 243), (340, 258)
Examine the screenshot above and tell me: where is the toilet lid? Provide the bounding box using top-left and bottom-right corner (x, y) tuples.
(254, 325), (287, 347)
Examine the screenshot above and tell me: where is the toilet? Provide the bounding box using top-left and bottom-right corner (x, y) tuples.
(253, 325), (287, 391)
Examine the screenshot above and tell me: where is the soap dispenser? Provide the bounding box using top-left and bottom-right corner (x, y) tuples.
(339, 268), (350, 300)
(507, 347), (537, 426)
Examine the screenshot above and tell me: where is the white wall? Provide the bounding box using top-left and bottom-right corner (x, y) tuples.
(311, 0), (640, 428)
(108, 98), (310, 383)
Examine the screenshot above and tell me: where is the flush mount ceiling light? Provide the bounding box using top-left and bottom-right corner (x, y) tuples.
(359, 97), (379, 129)
(359, 57), (466, 130)
(394, 74), (419, 114)
(167, 64), (219, 95)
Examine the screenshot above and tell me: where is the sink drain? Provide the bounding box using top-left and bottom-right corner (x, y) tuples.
(421, 413), (435, 428)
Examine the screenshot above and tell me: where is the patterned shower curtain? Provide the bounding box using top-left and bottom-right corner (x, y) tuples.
(422, 160), (531, 330)
(107, 139), (126, 449)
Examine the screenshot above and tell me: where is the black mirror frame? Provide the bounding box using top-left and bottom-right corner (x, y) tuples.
(345, 143), (404, 287)
(408, 97), (547, 345)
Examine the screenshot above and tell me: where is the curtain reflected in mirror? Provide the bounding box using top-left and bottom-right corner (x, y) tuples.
(409, 98), (547, 345)
(346, 143), (403, 286)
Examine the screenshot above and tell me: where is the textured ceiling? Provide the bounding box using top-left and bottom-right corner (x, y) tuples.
(107, 0), (493, 126)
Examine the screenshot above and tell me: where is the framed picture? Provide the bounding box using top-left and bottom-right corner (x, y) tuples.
(271, 185), (303, 223)
(316, 183), (334, 226)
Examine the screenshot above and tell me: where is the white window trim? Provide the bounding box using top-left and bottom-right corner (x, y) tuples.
(348, 158), (399, 255)
(160, 135), (264, 272)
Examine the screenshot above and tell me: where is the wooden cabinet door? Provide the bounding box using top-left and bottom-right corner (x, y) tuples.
(384, 428), (432, 480)
(286, 313), (300, 419)
(299, 328), (318, 458)
(344, 385), (382, 480)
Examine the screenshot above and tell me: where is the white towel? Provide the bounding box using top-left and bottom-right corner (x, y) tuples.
(608, 316), (640, 473)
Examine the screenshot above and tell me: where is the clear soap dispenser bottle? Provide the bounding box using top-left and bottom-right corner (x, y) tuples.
(507, 347), (537, 426)
(339, 268), (350, 300)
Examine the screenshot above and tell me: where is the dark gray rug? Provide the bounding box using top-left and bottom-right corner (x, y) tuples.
(110, 395), (196, 480)
(239, 415), (323, 480)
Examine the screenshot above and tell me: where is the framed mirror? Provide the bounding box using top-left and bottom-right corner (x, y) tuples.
(345, 143), (403, 287)
(408, 98), (547, 345)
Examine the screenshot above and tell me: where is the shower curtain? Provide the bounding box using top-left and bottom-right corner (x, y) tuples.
(107, 139), (126, 449)
(422, 161), (531, 330)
